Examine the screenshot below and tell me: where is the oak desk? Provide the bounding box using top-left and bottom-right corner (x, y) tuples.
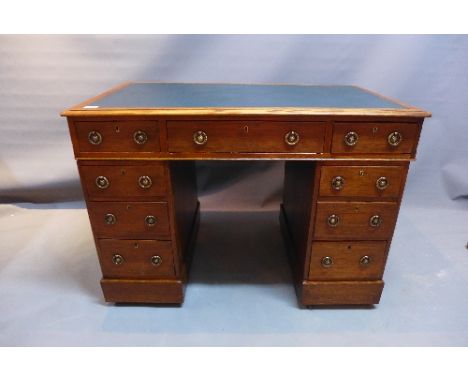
(61, 83), (430, 307)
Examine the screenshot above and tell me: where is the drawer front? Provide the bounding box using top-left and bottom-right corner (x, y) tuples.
(314, 201), (398, 240)
(319, 165), (406, 198)
(98, 239), (175, 279)
(332, 122), (419, 154)
(308, 241), (387, 281)
(88, 202), (170, 239)
(80, 163), (167, 201)
(74, 121), (160, 153)
(167, 121), (326, 153)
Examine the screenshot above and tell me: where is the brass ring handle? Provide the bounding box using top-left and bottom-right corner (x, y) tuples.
(327, 214), (340, 227)
(331, 176), (345, 190)
(151, 255), (162, 267)
(285, 131), (300, 146)
(138, 175), (153, 189)
(387, 131), (403, 146)
(193, 130), (208, 145)
(95, 176), (110, 189)
(321, 256), (333, 268)
(112, 254), (124, 265)
(359, 255), (371, 266)
(133, 130), (148, 145)
(369, 214), (381, 227)
(344, 131), (359, 146)
(104, 213), (116, 225)
(376, 176), (389, 190)
(88, 131), (102, 145)
(145, 215), (157, 227)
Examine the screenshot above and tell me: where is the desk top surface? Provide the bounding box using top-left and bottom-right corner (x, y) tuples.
(62, 82), (430, 117)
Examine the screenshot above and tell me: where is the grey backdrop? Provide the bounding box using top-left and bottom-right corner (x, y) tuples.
(1, 35), (468, 346)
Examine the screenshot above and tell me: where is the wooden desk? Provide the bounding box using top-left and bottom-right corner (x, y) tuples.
(62, 83), (430, 306)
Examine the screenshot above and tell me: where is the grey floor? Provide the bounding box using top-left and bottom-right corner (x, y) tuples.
(1, 196), (467, 346)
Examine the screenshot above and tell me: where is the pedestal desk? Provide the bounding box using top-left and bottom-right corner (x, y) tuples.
(61, 83), (430, 307)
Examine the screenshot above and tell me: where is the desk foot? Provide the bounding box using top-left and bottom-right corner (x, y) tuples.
(101, 278), (184, 304)
(301, 280), (384, 306)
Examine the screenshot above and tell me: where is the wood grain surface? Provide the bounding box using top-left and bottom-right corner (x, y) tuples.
(79, 162), (167, 200)
(97, 239), (175, 279)
(313, 201), (399, 240)
(100, 278), (184, 304)
(87, 201), (171, 239)
(332, 122), (420, 154)
(308, 241), (388, 281)
(167, 120), (326, 153)
(318, 164), (407, 198)
(302, 280), (384, 305)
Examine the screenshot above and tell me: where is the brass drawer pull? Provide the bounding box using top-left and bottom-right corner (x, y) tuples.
(369, 215), (381, 227)
(359, 256), (371, 266)
(331, 176), (345, 190)
(138, 175), (153, 189)
(151, 255), (162, 267)
(112, 254), (124, 265)
(133, 130), (148, 145)
(193, 130), (208, 145)
(285, 131), (300, 146)
(327, 214), (340, 227)
(95, 176), (110, 189)
(376, 176), (389, 190)
(145, 215), (157, 227)
(344, 131), (358, 146)
(88, 131), (102, 145)
(321, 256), (333, 268)
(388, 131), (403, 146)
(104, 213), (116, 225)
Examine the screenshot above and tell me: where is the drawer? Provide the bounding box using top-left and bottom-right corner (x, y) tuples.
(88, 202), (170, 239)
(332, 122), (420, 154)
(167, 121), (326, 153)
(74, 121), (160, 153)
(79, 163), (167, 201)
(97, 239), (175, 279)
(308, 241), (387, 281)
(319, 165), (406, 198)
(314, 201), (398, 240)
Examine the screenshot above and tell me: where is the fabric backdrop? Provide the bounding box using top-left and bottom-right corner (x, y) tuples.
(0, 34), (467, 208)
